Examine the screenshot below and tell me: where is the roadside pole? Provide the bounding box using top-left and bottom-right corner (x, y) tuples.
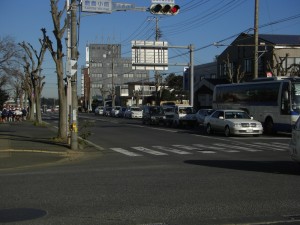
(70, 0), (78, 150)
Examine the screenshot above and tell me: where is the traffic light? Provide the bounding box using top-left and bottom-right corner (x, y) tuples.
(150, 4), (180, 15)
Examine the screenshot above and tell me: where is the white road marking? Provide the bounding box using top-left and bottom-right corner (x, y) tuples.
(152, 146), (192, 155)
(110, 148), (142, 157)
(131, 147), (168, 156)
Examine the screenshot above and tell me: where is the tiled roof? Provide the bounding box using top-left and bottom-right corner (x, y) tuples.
(259, 34), (300, 46)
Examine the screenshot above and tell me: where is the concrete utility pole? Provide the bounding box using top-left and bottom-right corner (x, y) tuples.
(71, 0), (78, 150)
(189, 44), (194, 107)
(254, 0), (259, 79)
(154, 17), (162, 106)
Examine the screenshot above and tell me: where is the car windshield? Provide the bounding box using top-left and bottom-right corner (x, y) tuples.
(164, 107), (174, 113)
(150, 107), (161, 113)
(179, 107), (195, 114)
(131, 107), (142, 111)
(225, 111), (251, 119)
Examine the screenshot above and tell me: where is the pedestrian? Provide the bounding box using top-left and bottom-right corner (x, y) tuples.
(2, 108), (8, 122)
(8, 108), (14, 122)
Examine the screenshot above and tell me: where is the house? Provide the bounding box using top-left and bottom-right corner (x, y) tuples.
(217, 33), (300, 81)
(192, 33), (300, 108)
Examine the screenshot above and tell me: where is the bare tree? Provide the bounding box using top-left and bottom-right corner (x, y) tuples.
(19, 40), (47, 124)
(0, 36), (22, 107)
(223, 53), (245, 83)
(42, 0), (68, 140)
(267, 53), (300, 77)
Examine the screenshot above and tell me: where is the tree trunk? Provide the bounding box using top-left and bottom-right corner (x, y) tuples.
(57, 61), (67, 140)
(28, 96), (35, 120)
(35, 86), (42, 124)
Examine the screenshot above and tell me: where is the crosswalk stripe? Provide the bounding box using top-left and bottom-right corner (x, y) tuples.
(198, 150), (216, 154)
(214, 143), (262, 152)
(109, 142), (288, 157)
(193, 144), (239, 153)
(172, 145), (199, 150)
(131, 147), (168, 156)
(253, 142), (288, 151)
(110, 148), (142, 157)
(152, 146), (192, 155)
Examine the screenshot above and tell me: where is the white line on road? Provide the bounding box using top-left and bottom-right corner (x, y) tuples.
(110, 148), (142, 157)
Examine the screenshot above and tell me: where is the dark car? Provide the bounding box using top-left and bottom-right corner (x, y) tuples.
(142, 105), (165, 125)
(195, 109), (215, 126)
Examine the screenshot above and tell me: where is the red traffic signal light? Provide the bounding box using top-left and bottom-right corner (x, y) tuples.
(150, 4), (180, 15)
(170, 5), (180, 14)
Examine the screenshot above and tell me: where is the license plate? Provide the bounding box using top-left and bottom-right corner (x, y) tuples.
(246, 129), (253, 133)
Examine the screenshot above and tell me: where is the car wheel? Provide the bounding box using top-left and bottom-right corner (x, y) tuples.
(206, 124), (212, 135)
(264, 117), (274, 135)
(224, 126), (231, 137)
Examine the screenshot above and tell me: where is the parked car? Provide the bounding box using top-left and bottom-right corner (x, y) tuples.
(142, 105), (165, 125)
(103, 106), (112, 116)
(111, 106), (122, 117)
(204, 109), (263, 137)
(289, 116), (300, 163)
(124, 106), (143, 119)
(195, 109), (215, 126)
(172, 105), (197, 127)
(162, 106), (175, 126)
(94, 106), (104, 116)
(118, 107), (127, 118)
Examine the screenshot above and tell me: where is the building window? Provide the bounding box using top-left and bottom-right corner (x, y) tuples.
(244, 59), (252, 73)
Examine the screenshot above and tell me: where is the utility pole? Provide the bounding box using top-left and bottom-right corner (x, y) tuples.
(111, 45), (115, 107)
(70, 0), (78, 150)
(254, 0), (259, 79)
(189, 44), (194, 107)
(154, 17), (162, 106)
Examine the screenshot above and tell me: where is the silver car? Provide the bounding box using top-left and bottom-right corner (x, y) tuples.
(204, 109), (263, 137)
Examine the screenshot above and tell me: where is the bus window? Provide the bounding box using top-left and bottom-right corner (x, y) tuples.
(292, 83), (300, 113)
(281, 83), (290, 115)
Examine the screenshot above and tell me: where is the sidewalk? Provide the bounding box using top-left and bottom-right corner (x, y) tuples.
(0, 121), (83, 170)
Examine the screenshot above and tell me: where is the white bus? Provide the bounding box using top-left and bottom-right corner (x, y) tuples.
(212, 77), (300, 134)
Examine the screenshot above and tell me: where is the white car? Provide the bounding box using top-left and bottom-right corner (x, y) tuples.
(94, 106), (104, 115)
(111, 106), (122, 117)
(172, 105), (197, 127)
(289, 116), (300, 163)
(204, 109), (263, 137)
(124, 106), (143, 119)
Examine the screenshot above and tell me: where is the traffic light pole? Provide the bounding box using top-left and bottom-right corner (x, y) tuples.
(70, 0), (78, 150)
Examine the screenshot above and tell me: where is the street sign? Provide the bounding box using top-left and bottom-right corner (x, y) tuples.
(112, 2), (135, 11)
(66, 59), (77, 77)
(81, 0), (112, 13)
(132, 40), (168, 71)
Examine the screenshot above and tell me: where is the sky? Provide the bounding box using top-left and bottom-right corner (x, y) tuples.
(1, 0), (300, 98)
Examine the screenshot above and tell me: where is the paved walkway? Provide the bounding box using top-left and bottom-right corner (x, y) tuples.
(0, 121), (85, 171)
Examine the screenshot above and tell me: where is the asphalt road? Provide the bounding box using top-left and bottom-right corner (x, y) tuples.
(1, 113), (300, 225)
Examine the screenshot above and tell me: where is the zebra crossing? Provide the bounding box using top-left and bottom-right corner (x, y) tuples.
(109, 142), (289, 157)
